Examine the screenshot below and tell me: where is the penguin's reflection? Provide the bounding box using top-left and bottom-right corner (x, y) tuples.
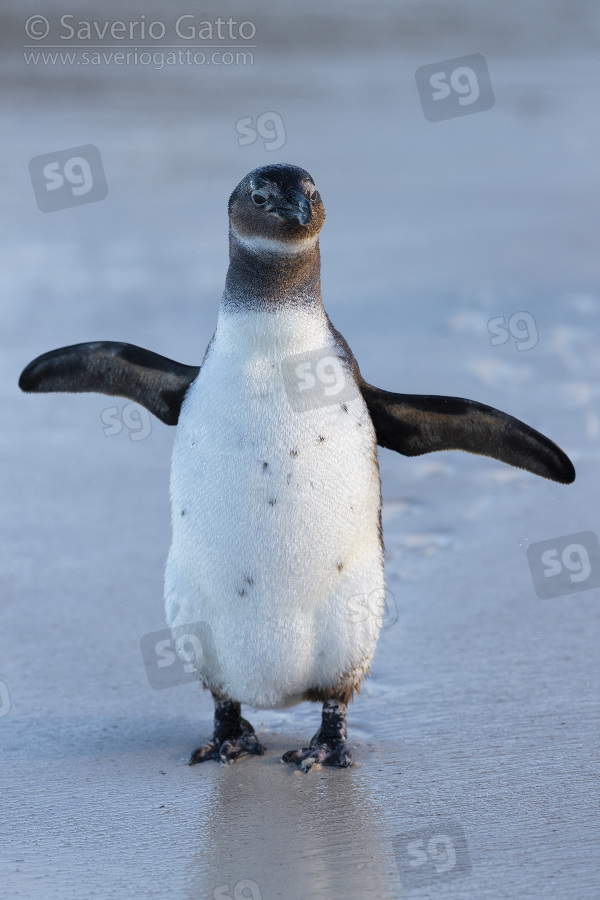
(185, 745), (399, 900)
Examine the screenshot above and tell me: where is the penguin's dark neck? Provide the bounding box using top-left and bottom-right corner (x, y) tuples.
(222, 232), (323, 312)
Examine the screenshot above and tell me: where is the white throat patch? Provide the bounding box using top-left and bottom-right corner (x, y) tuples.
(230, 225), (319, 256)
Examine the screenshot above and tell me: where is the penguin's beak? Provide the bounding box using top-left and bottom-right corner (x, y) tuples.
(273, 189), (312, 226)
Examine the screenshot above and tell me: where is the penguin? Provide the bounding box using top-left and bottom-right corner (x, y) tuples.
(19, 163), (575, 771)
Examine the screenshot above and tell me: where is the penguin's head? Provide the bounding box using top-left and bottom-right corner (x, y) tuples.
(228, 164), (325, 254)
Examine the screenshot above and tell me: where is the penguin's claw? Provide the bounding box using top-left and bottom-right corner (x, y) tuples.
(188, 738), (221, 765)
(189, 731), (266, 765)
(282, 740), (353, 771)
(219, 732), (266, 764)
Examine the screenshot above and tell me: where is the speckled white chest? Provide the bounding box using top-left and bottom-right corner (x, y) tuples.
(164, 306), (385, 709)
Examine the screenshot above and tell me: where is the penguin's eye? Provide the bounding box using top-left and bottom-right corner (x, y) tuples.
(251, 191), (268, 206)
(310, 190), (320, 203)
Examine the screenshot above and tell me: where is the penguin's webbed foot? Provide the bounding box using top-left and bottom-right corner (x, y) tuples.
(189, 699), (266, 766)
(282, 737), (352, 771)
(282, 698), (352, 771)
(189, 724), (265, 765)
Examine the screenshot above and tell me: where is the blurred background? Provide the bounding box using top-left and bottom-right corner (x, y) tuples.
(1, 2), (599, 898)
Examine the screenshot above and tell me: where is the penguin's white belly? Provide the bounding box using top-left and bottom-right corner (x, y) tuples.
(164, 309), (384, 709)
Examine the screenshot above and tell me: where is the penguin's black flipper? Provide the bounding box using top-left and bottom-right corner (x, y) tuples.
(19, 342), (200, 426)
(359, 381), (575, 485)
